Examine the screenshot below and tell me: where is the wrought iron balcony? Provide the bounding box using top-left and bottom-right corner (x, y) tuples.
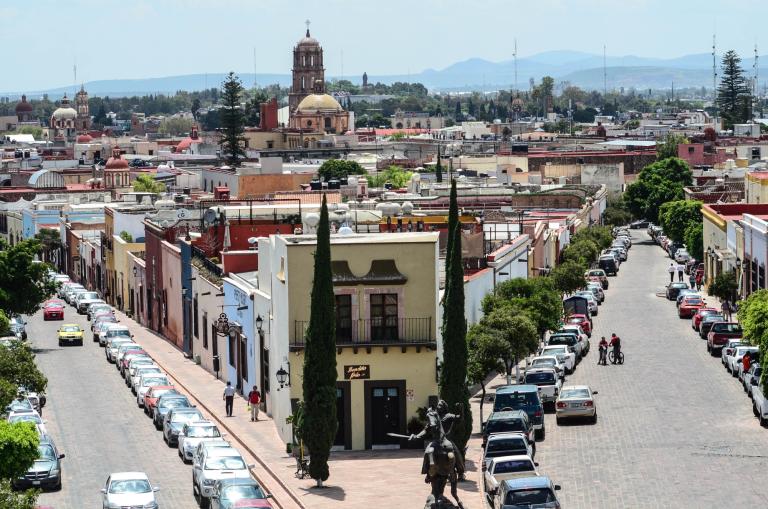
(291, 317), (434, 349)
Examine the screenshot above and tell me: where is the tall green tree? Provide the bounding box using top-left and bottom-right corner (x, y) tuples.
(717, 50), (752, 129)
(483, 277), (561, 340)
(684, 222), (703, 262)
(550, 260), (587, 296)
(659, 200), (702, 243)
(0, 480), (39, 509)
(301, 195), (337, 487)
(0, 240), (57, 316)
(624, 158), (692, 223)
(709, 270), (739, 303)
(0, 342), (48, 408)
(439, 179), (472, 455)
(480, 309), (539, 384)
(435, 145), (443, 183)
(0, 421), (39, 480)
(317, 159), (366, 181)
(562, 240), (600, 267)
(219, 72), (247, 167)
(657, 133), (688, 160)
(466, 326), (506, 425)
(131, 174), (165, 194)
(33, 229), (62, 265)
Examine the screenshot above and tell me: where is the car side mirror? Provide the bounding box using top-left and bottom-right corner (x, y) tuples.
(153, 487), (160, 492)
(59, 453), (65, 459)
(592, 391), (598, 395)
(554, 485), (562, 490)
(100, 488), (107, 494)
(248, 463), (256, 469)
(534, 461), (539, 467)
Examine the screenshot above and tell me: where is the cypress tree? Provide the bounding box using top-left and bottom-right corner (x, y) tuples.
(439, 180), (472, 457)
(219, 72), (247, 167)
(435, 145), (443, 183)
(717, 50), (752, 129)
(301, 194), (338, 487)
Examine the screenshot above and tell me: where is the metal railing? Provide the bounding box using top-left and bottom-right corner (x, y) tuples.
(191, 244), (223, 277)
(291, 317), (434, 348)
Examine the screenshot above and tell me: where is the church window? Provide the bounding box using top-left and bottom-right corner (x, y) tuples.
(310, 55), (314, 66)
(324, 117), (331, 129)
(302, 76), (305, 89)
(307, 120), (312, 127)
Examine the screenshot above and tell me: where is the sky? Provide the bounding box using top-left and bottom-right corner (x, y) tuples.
(1, 0), (767, 91)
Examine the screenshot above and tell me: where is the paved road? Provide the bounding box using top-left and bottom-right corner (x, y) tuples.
(532, 231), (768, 508)
(28, 307), (196, 508)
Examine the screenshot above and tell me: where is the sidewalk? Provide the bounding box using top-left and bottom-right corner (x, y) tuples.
(115, 310), (485, 509)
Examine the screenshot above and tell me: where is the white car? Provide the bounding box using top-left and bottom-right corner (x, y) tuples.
(483, 454), (539, 495)
(130, 365), (163, 391)
(675, 249), (690, 263)
(192, 439), (232, 467)
(7, 409), (47, 435)
(753, 382), (768, 425)
(558, 324), (590, 355)
(555, 385), (598, 424)
(127, 358), (156, 384)
(586, 282), (605, 304)
(66, 288), (88, 305)
(540, 345), (576, 374)
(520, 368), (561, 404)
(727, 347), (759, 376)
(105, 336), (134, 362)
(59, 282), (83, 299)
(74, 291), (100, 313)
(115, 342), (140, 367)
(721, 339), (744, 367)
(482, 433), (535, 469)
(192, 446), (253, 503)
(136, 375), (172, 407)
(101, 472), (159, 509)
(528, 356), (565, 380)
(103, 324), (132, 348)
(178, 421), (224, 463)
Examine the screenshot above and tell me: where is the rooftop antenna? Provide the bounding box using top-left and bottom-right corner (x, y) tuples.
(253, 46), (257, 88)
(754, 43), (759, 119)
(73, 59), (77, 91)
(341, 49), (344, 82)
(513, 38), (518, 93)
(712, 34), (718, 129)
(603, 45), (607, 98)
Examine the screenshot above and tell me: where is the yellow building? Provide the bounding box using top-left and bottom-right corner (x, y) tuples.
(746, 171), (768, 204)
(256, 232), (440, 450)
(104, 205), (150, 310)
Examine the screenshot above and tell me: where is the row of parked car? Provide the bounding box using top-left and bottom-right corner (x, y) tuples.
(478, 229), (635, 508)
(45, 271), (273, 509)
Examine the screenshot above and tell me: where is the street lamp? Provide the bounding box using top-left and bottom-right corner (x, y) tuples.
(276, 364), (291, 389)
(255, 314), (263, 333)
(133, 267), (137, 277)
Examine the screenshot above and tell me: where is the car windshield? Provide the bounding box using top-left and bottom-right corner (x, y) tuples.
(37, 445), (56, 461)
(531, 359), (555, 368)
(494, 391), (540, 412)
(45, 302), (64, 308)
(486, 438), (526, 453)
(506, 488), (556, 505)
(160, 398), (189, 409)
(493, 459), (534, 474)
(109, 479), (151, 494)
(704, 315), (724, 323)
(524, 372), (555, 384)
(137, 368), (161, 376)
(713, 323), (742, 333)
(150, 388), (176, 399)
(61, 325), (80, 333)
(548, 335), (574, 345)
(568, 317), (585, 323)
(10, 414), (41, 424)
(80, 292), (99, 300)
(204, 456), (246, 470)
(221, 484), (267, 501)
(485, 419), (525, 434)
(187, 426), (220, 438)
(143, 377), (169, 387)
(561, 388), (591, 399)
(684, 298), (703, 305)
(172, 411), (202, 423)
(588, 271), (604, 276)
(542, 347), (567, 357)
(8, 399), (32, 411)
(108, 330), (131, 338)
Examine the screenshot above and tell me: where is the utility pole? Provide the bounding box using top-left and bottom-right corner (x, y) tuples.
(603, 45), (607, 98)
(754, 44), (760, 119)
(712, 34), (718, 130)
(513, 39), (518, 93)
(253, 47), (258, 88)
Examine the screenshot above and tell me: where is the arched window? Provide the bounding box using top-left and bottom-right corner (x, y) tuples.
(310, 55), (314, 66)
(307, 120), (312, 127)
(301, 76), (305, 89)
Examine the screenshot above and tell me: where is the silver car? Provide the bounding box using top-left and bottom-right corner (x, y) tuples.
(93, 318), (118, 343)
(130, 366), (163, 392)
(163, 408), (204, 446)
(555, 385), (597, 424)
(136, 375), (171, 407)
(192, 447), (252, 503)
(105, 337), (133, 363)
(101, 472), (159, 509)
(178, 421), (224, 463)
(74, 291), (100, 313)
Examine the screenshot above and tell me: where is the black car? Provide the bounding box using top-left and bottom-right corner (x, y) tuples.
(699, 314), (725, 339)
(13, 436), (64, 490)
(482, 410), (534, 447)
(153, 394), (193, 430)
(666, 282), (689, 300)
(630, 220), (649, 229)
(598, 256), (618, 276)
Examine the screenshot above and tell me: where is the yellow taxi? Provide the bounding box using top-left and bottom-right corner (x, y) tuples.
(57, 323), (84, 347)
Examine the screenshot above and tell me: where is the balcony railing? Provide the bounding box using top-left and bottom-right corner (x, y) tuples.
(291, 317), (434, 349)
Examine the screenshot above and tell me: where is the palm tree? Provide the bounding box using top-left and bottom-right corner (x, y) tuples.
(34, 228), (62, 265)
(131, 174), (165, 194)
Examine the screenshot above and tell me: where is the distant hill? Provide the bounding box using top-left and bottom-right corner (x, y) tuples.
(4, 51), (765, 97)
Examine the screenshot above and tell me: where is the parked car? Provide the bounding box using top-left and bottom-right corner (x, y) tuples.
(744, 364), (762, 397)
(210, 477), (273, 509)
(707, 322), (743, 356)
(482, 411), (535, 447)
(74, 291), (100, 314)
(575, 291), (599, 316)
(136, 375), (172, 408)
(726, 346), (758, 376)
(527, 356), (565, 381)
(58, 281), (82, 299)
(192, 447), (252, 506)
(556, 325), (590, 355)
(521, 368), (561, 405)
(178, 420), (224, 463)
(105, 336), (134, 362)
(103, 325), (133, 349)
(675, 248), (690, 263)
(13, 436), (64, 491)
(585, 269), (609, 289)
(87, 303), (114, 322)
(114, 343), (141, 368)
(678, 295), (706, 318)
(540, 345), (576, 374)
(143, 386), (179, 418)
(585, 282), (605, 304)
(609, 246), (627, 262)
(493, 385), (545, 440)
(546, 333), (583, 360)
(721, 339), (745, 367)
(153, 395), (193, 430)
(43, 300), (65, 321)
(692, 308), (720, 331)
(699, 314), (726, 339)
(598, 256), (618, 276)
(483, 432), (535, 467)
(57, 324), (83, 347)
(119, 352), (150, 377)
(131, 366), (163, 392)
(665, 282), (689, 300)
(163, 408), (204, 447)
(63, 285), (85, 305)
(630, 219), (649, 229)
(753, 381), (768, 425)
(101, 472), (159, 509)
(601, 249), (621, 265)
(483, 455), (539, 496)
(10, 316), (27, 341)
(8, 409), (47, 434)
(566, 314), (592, 337)
(675, 289), (698, 307)
(489, 476), (562, 509)
(555, 385), (598, 424)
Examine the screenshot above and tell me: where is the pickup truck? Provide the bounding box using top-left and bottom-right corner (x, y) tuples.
(540, 345), (575, 374)
(521, 368), (561, 405)
(483, 454), (539, 496)
(706, 322), (743, 356)
(546, 333), (583, 359)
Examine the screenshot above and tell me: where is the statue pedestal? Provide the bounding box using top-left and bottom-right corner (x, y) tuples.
(424, 494), (459, 509)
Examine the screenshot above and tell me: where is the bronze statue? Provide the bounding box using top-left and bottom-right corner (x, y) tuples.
(408, 400), (465, 509)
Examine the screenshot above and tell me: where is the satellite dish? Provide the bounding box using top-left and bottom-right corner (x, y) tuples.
(203, 208), (217, 225)
(305, 213), (320, 227)
(338, 226), (354, 235)
(176, 208), (190, 220)
(247, 237), (258, 245)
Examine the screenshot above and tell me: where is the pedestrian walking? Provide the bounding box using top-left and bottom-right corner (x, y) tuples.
(689, 272), (696, 290)
(721, 300), (731, 321)
(668, 263), (675, 283)
(248, 385), (261, 421)
(743, 351), (752, 373)
(677, 264), (685, 282)
(695, 272), (703, 291)
(223, 381), (235, 417)
(598, 336), (608, 365)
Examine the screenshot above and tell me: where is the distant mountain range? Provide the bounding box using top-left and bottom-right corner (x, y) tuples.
(5, 50), (766, 98)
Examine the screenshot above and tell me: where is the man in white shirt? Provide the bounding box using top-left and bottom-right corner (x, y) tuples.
(223, 381), (236, 417)
(668, 263), (675, 283)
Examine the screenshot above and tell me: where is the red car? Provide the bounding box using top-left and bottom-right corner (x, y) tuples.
(143, 385), (177, 417)
(678, 295), (706, 318)
(692, 307), (720, 331)
(43, 300), (65, 320)
(707, 322), (743, 356)
(566, 314), (592, 337)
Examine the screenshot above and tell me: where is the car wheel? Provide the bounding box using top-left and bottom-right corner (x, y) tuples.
(760, 413), (766, 427)
(732, 369), (738, 378)
(556, 416), (562, 426)
(536, 427), (545, 440)
(591, 412), (598, 424)
(753, 403), (759, 417)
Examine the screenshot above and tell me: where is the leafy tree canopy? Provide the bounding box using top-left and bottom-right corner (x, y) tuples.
(0, 240), (57, 316)
(0, 480), (39, 509)
(366, 166), (413, 188)
(657, 133), (688, 160)
(317, 159), (366, 181)
(0, 421), (39, 480)
(131, 174), (166, 194)
(659, 200), (702, 244)
(483, 277), (561, 338)
(708, 270), (739, 302)
(549, 260), (587, 295)
(0, 342), (48, 408)
(684, 222), (703, 262)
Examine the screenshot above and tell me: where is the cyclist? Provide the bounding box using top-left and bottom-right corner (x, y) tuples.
(609, 333), (622, 364)
(598, 336), (608, 365)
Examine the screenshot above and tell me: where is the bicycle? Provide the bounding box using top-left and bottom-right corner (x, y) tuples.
(608, 350), (624, 364)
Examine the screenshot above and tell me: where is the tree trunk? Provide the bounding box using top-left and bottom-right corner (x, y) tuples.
(479, 384), (486, 426)
(514, 355), (520, 383)
(505, 360), (512, 385)
(316, 479), (323, 488)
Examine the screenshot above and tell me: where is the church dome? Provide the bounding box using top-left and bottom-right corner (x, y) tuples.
(52, 95), (77, 120)
(76, 134), (93, 143)
(105, 147), (129, 169)
(297, 29), (319, 46)
(297, 93), (342, 112)
(15, 95), (32, 113)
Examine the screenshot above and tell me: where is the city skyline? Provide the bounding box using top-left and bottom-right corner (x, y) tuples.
(2, 0), (768, 91)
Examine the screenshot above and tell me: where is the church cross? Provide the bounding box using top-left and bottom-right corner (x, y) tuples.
(305, 19), (311, 36)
